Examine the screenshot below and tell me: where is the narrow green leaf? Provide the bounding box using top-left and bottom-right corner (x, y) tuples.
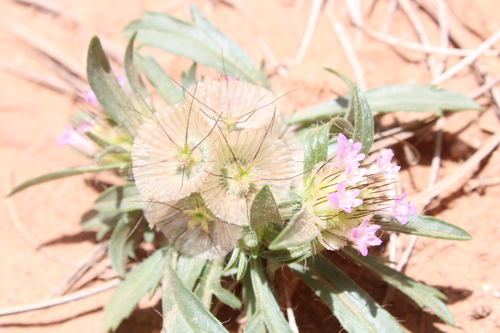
(365, 84), (481, 112)
(175, 254), (207, 288)
(7, 163), (128, 197)
(143, 223), (155, 243)
(94, 145), (130, 164)
(374, 214), (472, 240)
(260, 242), (314, 264)
(104, 248), (165, 332)
(236, 249), (248, 281)
(287, 97), (348, 125)
(195, 260), (220, 308)
(81, 210), (122, 241)
(85, 131), (113, 149)
(325, 68), (355, 120)
(123, 5), (268, 87)
(250, 185), (283, 229)
(135, 53), (183, 105)
(163, 249), (229, 333)
(330, 117), (354, 136)
(247, 257), (292, 333)
(352, 87), (374, 156)
(93, 183), (144, 213)
(195, 258), (241, 309)
(87, 36), (144, 138)
(181, 62), (197, 89)
(289, 84), (481, 126)
(303, 118), (335, 175)
(341, 247), (455, 326)
(244, 312), (267, 333)
(124, 31), (150, 113)
(290, 255), (405, 333)
(109, 211), (141, 277)
(269, 206), (320, 250)
(162, 252), (208, 332)
(213, 284), (242, 309)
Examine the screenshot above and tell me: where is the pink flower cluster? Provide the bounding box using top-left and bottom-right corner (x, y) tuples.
(323, 134), (416, 256)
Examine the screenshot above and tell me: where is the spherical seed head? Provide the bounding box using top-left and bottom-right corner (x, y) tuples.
(145, 193), (242, 259)
(187, 79), (280, 132)
(132, 100), (218, 203)
(200, 129), (298, 226)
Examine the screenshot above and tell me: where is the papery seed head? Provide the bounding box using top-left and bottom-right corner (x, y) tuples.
(187, 79), (280, 132)
(200, 129), (298, 226)
(132, 100), (218, 202)
(145, 193), (242, 259)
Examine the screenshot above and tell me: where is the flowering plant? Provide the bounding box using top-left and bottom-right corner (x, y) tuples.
(8, 5), (477, 333)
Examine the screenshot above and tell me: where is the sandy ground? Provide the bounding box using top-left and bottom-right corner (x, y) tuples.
(1, 0), (500, 332)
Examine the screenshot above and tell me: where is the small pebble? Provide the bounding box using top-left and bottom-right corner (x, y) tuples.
(472, 305), (492, 319)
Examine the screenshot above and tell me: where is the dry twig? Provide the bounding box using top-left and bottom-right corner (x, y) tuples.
(432, 28), (500, 85)
(398, 0), (439, 77)
(49, 241), (109, 297)
(412, 131), (500, 207)
(294, 0), (324, 64)
(0, 60), (71, 94)
(325, 3), (366, 90)
(363, 27), (500, 57)
(0, 279), (120, 317)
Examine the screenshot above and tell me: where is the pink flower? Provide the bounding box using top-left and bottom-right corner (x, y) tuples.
(391, 193), (416, 224)
(327, 182), (363, 213)
(345, 163), (367, 186)
(351, 217), (382, 256)
(55, 124), (98, 157)
(376, 149), (401, 174)
(334, 133), (365, 171)
(82, 89), (98, 105)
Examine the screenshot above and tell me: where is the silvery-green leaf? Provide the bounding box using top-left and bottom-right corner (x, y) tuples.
(287, 97), (348, 125)
(352, 87), (374, 156)
(162, 250), (229, 333)
(374, 214), (472, 240)
(81, 210), (122, 241)
(341, 247), (455, 326)
(7, 163), (129, 197)
(135, 53), (183, 105)
(260, 242), (314, 264)
(290, 255), (405, 333)
(93, 183), (143, 213)
(181, 62), (197, 89)
(124, 32), (150, 113)
(109, 211), (141, 277)
(124, 5), (268, 87)
(195, 258), (241, 309)
(244, 258), (292, 333)
(94, 145), (130, 164)
(87, 36), (144, 137)
(104, 248), (165, 332)
(303, 118), (335, 176)
(237, 249), (248, 281)
(288, 84), (480, 126)
(365, 84), (481, 112)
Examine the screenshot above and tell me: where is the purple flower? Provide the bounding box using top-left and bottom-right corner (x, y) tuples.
(376, 149), (401, 174)
(334, 133), (365, 170)
(327, 182), (363, 213)
(351, 217), (382, 256)
(391, 193), (416, 224)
